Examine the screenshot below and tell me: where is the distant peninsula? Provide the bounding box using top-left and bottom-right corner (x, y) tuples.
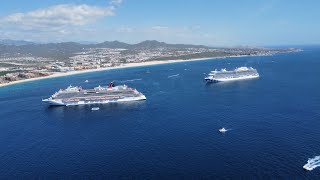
(0, 40), (302, 87)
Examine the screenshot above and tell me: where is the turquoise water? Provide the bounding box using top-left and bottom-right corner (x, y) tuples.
(0, 48), (320, 178)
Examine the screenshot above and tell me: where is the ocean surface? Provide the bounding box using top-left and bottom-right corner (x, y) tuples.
(0, 47), (320, 178)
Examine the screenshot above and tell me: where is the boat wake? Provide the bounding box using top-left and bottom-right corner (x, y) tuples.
(120, 79), (142, 82)
(219, 128), (232, 133)
(303, 156), (320, 171)
(168, 74), (180, 78)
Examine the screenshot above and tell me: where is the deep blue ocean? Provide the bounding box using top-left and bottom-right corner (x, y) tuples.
(0, 47), (320, 178)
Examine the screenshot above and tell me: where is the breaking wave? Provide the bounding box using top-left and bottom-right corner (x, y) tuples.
(303, 156), (320, 171)
(168, 74), (180, 78)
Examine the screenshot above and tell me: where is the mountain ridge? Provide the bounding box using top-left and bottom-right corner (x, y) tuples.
(0, 39), (209, 49)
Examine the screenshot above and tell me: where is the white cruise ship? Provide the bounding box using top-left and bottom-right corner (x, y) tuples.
(205, 67), (259, 82)
(42, 82), (146, 106)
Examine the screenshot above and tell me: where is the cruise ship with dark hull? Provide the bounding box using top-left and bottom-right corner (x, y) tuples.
(42, 82), (146, 106)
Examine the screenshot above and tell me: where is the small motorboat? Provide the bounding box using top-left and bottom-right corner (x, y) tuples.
(219, 128), (228, 133)
(91, 107), (100, 111)
(85, 80), (89, 83)
(303, 156), (320, 171)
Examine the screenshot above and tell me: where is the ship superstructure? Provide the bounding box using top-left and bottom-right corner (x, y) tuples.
(205, 67), (259, 82)
(42, 82), (146, 106)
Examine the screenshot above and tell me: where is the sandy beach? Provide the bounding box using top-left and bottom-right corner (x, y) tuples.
(0, 56), (231, 88)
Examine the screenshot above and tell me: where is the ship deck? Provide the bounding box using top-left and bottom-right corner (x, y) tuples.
(213, 70), (258, 78)
(54, 89), (139, 99)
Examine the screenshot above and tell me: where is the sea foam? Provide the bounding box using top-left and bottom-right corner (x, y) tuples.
(303, 156), (320, 171)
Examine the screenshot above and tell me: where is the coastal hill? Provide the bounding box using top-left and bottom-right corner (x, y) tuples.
(132, 40), (207, 49)
(0, 40), (209, 59)
(0, 39), (35, 46)
(0, 39), (208, 48)
(0, 39), (301, 86)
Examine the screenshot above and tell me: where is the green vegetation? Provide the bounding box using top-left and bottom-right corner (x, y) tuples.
(119, 58), (127, 63)
(0, 70), (22, 76)
(0, 63), (19, 67)
(0, 40), (207, 60)
(148, 52), (234, 61)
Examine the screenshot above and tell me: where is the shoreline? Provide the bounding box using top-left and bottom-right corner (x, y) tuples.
(0, 55), (256, 88)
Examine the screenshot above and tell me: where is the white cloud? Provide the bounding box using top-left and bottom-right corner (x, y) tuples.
(151, 26), (169, 30)
(110, 0), (123, 6)
(0, 1), (124, 42)
(0, 3), (117, 30)
(117, 27), (135, 33)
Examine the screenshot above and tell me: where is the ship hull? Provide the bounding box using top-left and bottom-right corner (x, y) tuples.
(205, 75), (259, 83)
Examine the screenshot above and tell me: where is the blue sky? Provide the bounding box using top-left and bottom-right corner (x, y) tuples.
(0, 0), (319, 46)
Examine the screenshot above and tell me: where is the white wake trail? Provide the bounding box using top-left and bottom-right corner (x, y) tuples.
(303, 156), (320, 171)
(124, 78), (142, 82)
(168, 74), (180, 78)
(118, 79), (142, 82)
